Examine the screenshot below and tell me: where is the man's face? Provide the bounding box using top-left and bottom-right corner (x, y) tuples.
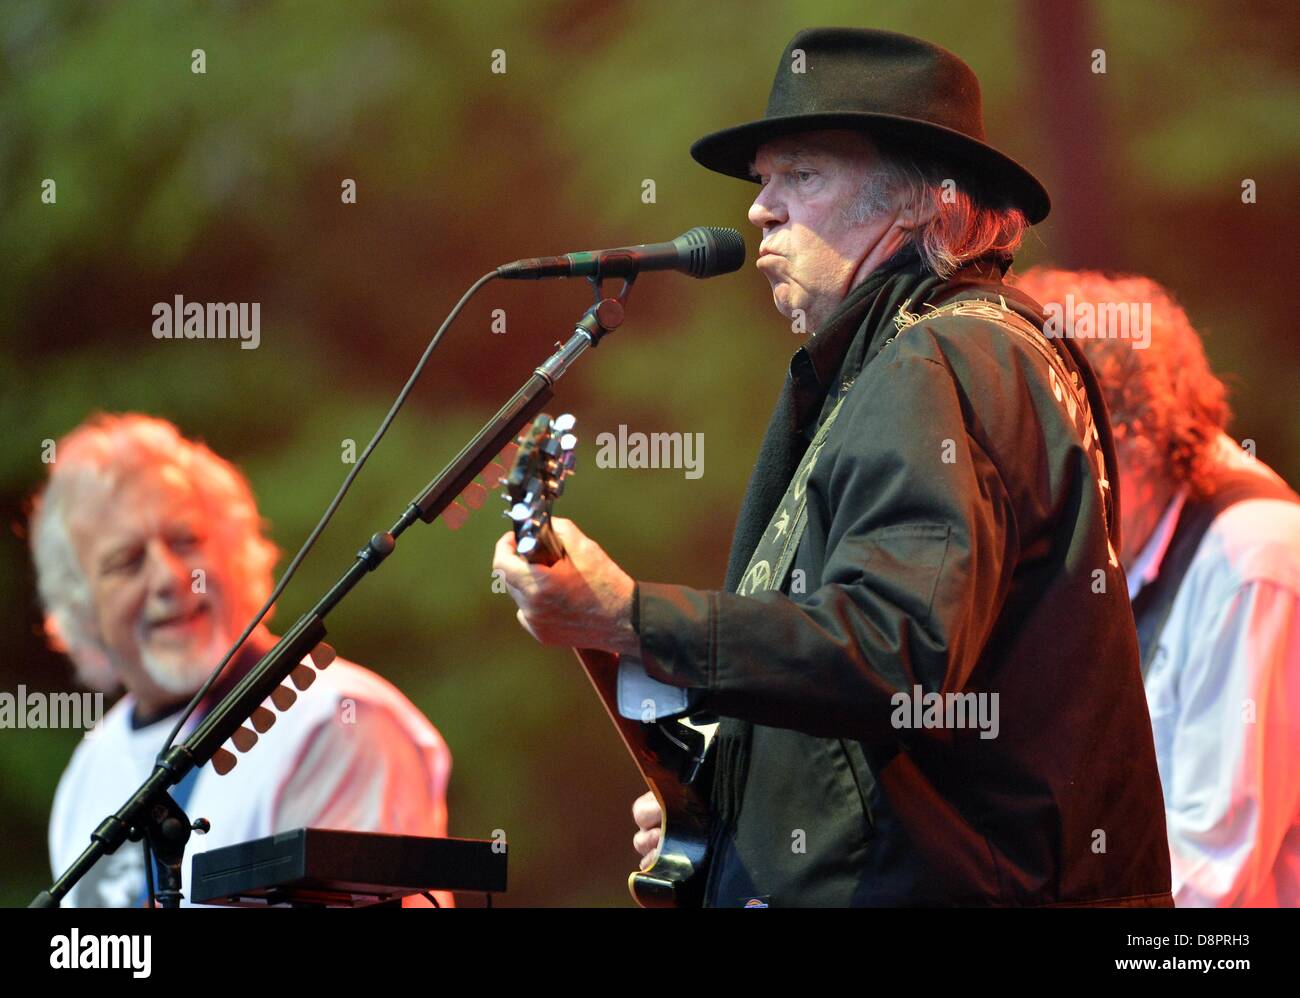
(1112, 437), (1177, 568)
(748, 129), (905, 330)
(70, 466), (236, 706)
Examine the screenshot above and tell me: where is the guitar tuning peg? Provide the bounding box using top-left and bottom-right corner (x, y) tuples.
(271, 685), (298, 711)
(212, 747), (238, 775)
(554, 413), (576, 433)
(310, 642), (335, 670)
(290, 663), (317, 691)
(250, 706), (276, 733)
(232, 725), (258, 753)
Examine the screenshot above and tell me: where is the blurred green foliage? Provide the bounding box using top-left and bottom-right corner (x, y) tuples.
(1, 0), (1296, 906)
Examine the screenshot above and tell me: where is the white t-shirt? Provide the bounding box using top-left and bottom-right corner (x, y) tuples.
(49, 654), (452, 907)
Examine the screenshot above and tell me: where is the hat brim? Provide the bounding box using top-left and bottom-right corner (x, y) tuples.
(690, 112), (1050, 225)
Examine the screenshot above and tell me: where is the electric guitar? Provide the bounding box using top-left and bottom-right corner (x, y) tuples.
(503, 412), (716, 907)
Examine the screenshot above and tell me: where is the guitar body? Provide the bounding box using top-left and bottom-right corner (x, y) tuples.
(570, 646), (715, 908)
(504, 413), (716, 907)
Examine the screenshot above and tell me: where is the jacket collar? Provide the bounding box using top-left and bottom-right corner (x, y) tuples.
(787, 246), (1012, 432)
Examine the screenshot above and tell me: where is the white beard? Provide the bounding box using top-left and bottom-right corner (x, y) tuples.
(137, 622), (234, 695)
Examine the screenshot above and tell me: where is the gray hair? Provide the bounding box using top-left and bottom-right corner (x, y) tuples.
(842, 144), (1028, 279)
(28, 413), (279, 691)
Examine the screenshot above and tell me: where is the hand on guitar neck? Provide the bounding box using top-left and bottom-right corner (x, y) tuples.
(493, 516), (640, 658)
(494, 412), (716, 907)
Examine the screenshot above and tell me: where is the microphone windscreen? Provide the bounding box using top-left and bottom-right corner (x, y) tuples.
(679, 226), (747, 278)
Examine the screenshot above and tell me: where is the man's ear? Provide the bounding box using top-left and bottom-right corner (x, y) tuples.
(893, 189), (936, 231)
(43, 612), (72, 655)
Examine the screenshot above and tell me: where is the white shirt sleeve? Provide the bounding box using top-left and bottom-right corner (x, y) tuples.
(271, 701), (454, 908)
(617, 654), (695, 719)
(1165, 577), (1300, 906)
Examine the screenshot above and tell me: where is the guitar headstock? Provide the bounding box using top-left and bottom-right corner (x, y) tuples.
(504, 413), (577, 565)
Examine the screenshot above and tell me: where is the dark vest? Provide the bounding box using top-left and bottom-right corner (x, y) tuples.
(1131, 467), (1300, 676)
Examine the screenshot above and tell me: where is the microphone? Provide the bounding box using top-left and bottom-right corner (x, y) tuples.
(496, 226), (746, 280)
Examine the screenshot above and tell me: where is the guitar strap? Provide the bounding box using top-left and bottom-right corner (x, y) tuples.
(735, 391), (849, 597)
(734, 294), (1099, 597)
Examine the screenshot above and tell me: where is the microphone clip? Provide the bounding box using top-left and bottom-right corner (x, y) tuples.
(589, 271), (636, 308)
(580, 272), (633, 347)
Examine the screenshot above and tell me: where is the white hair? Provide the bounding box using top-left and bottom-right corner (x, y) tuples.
(28, 413), (279, 691)
(842, 141), (1029, 279)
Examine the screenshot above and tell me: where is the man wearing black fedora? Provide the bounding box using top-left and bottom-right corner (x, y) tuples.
(495, 27), (1173, 906)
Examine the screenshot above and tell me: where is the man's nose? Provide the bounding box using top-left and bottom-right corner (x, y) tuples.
(748, 186), (786, 230)
(144, 539), (190, 597)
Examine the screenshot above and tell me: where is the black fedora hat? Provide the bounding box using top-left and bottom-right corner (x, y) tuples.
(690, 27), (1050, 224)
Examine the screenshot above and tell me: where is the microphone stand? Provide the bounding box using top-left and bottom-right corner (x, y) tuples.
(30, 280), (631, 908)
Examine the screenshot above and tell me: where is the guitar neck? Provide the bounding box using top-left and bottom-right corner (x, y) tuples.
(503, 411), (713, 906)
(527, 520), (565, 567)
